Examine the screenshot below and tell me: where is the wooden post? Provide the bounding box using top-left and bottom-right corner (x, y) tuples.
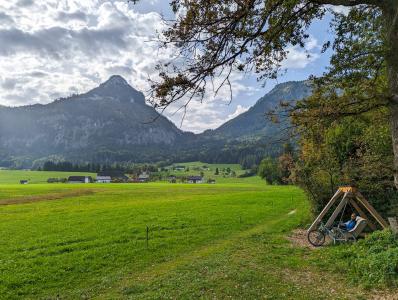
(308, 189), (343, 232)
(355, 192), (389, 229)
(325, 192), (349, 228)
(348, 198), (377, 231)
(146, 226), (149, 249)
(388, 217), (398, 234)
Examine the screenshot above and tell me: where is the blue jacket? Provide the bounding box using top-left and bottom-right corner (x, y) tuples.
(344, 220), (356, 230)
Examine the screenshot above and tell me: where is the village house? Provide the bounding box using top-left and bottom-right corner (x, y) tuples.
(173, 165), (185, 171)
(187, 176), (204, 184)
(97, 171), (128, 183)
(67, 176), (93, 184)
(96, 175), (111, 183)
(138, 172), (150, 183)
(20, 180), (29, 184)
(168, 175), (177, 183)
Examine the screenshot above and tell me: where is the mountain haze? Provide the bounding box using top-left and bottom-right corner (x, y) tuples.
(0, 76), (311, 167)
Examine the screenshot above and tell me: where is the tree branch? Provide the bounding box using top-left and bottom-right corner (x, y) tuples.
(313, 0), (382, 7)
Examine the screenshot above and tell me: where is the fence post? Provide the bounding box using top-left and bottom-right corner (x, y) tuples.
(146, 226), (149, 249)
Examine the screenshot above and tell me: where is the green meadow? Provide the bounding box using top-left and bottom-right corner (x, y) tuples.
(166, 161), (255, 183)
(0, 169), (96, 184)
(0, 169), (392, 299)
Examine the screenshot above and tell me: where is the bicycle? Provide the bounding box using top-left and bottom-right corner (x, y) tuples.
(307, 222), (356, 247)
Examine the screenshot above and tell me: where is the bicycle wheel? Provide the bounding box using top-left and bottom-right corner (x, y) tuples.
(307, 230), (326, 247)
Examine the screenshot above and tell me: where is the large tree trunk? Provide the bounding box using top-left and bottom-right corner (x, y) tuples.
(385, 4), (398, 189)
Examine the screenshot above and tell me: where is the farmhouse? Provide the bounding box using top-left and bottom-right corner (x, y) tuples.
(173, 165), (185, 171)
(68, 176), (93, 184)
(187, 176), (204, 184)
(138, 172), (150, 182)
(96, 176), (111, 183)
(97, 171), (128, 182)
(20, 180), (29, 184)
(168, 175), (177, 183)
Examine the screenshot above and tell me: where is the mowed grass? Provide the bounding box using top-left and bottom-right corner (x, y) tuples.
(0, 173), (382, 299)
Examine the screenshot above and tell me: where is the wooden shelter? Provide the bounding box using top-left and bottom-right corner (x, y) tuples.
(308, 187), (389, 232)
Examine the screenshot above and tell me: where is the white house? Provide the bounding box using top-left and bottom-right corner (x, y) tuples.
(187, 176), (204, 184)
(138, 172), (150, 182)
(96, 176), (112, 183)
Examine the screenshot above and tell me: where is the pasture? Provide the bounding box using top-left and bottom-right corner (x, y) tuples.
(0, 169), (96, 184)
(166, 161), (253, 183)
(0, 169), (388, 299)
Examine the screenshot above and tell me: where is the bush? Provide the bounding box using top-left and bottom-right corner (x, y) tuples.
(257, 157), (281, 184)
(325, 230), (398, 288)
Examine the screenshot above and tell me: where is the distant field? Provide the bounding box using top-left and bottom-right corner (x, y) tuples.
(167, 161), (252, 183)
(0, 162), (255, 185)
(0, 170), (96, 184)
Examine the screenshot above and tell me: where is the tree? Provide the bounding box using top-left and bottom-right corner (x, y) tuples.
(215, 167), (219, 175)
(258, 157), (280, 184)
(135, 0), (398, 188)
(292, 104), (396, 214)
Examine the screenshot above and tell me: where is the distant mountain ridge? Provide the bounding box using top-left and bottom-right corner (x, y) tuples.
(0, 76), (311, 167)
(205, 81), (312, 140)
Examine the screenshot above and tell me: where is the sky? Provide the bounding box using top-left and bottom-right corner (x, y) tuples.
(0, 0), (345, 133)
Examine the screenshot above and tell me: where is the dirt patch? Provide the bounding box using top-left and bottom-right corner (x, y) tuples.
(287, 228), (318, 249)
(287, 228), (334, 249)
(0, 189), (99, 206)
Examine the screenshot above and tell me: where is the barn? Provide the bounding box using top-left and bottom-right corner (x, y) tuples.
(67, 176), (93, 184)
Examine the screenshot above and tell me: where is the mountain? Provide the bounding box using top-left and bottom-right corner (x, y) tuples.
(0, 75), (186, 164)
(0, 76), (311, 168)
(179, 81), (312, 167)
(204, 81), (312, 140)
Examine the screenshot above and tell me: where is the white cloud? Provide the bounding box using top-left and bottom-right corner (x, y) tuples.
(328, 5), (350, 16)
(0, 0), (174, 107)
(227, 105), (249, 120)
(162, 69), (256, 133)
(281, 36), (320, 69)
(0, 0), (323, 132)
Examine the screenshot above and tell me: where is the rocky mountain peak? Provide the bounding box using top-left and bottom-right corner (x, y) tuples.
(88, 75), (146, 104)
(101, 75), (129, 88)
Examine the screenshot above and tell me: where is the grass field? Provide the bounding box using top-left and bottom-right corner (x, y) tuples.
(0, 169), (392, 299)
(166, 161), (254, 183)
(0, 169), (96, 184)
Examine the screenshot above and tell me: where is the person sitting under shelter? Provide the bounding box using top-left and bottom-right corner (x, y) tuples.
(340, 213), (357, 231)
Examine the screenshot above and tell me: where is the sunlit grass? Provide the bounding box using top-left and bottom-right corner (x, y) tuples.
(0, 169), (384, 299)
(0, 179), (312, 299)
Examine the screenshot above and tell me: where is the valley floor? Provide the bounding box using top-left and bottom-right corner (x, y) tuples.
(0, 180), (394, 299)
